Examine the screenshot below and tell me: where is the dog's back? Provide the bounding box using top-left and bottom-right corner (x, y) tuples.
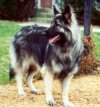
(9, 25), (48, 79)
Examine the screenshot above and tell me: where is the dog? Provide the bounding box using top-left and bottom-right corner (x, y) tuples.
(9, 5), (83, 107)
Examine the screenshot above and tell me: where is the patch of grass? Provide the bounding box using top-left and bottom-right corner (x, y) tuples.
(80, 30), (100, 60)
(32, 17), (52, 23)
(0, 20), (21, 85)
(93, 32), (100, 60)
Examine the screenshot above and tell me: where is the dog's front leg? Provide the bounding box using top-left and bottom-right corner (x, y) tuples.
(62, 73), (74, 107)
(42, 70), (54, 106)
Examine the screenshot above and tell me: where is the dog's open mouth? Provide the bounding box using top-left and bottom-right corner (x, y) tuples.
(49, 35), (61, 44)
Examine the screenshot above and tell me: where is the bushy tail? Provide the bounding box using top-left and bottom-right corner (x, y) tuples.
(9, 67), (15, 80)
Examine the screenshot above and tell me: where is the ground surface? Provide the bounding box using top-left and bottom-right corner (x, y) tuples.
(0, 75), (100, 107)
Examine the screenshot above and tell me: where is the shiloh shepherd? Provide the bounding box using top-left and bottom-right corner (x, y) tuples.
(9, 5), (83, 107)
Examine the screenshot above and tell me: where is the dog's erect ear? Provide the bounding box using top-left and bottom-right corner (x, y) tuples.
(53, 5), (61, 15)
(62, 5), (72, 24)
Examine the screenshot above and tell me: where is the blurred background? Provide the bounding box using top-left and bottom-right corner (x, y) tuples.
(0, 0), (100, 25)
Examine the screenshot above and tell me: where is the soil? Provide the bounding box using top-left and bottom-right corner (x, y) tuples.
(0, 75), (100, 107)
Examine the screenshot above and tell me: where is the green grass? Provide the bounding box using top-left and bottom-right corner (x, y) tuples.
(93, 32), (100, 60)
(32, 17), (52, 23)
(34, 8), (52, 13)
(0, 20), (100, 85)
(0, 20), (21, 85)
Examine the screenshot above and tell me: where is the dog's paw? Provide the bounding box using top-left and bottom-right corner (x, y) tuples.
(64, 102), (74, 107)
(46, 97), (55, 106)
(31, 88), (41, 95)
(18, 92), (27, 96)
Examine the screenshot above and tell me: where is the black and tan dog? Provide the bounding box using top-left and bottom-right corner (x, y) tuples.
(9, 5), (83, 107)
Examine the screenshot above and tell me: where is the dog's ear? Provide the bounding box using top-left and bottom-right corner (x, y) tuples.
(53, 5), (61, 15)
(62, 5), (72, 24)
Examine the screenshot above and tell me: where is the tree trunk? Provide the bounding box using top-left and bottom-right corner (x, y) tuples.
(80, 0), (98, 74)
(84, 0), (91, 36)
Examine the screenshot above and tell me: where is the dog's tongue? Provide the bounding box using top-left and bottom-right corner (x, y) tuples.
(49, 35), (60, 44)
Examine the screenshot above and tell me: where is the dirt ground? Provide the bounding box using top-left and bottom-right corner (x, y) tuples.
(0, 75), (100, 107)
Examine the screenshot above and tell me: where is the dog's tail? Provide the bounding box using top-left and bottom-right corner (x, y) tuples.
(9, 66), (15, 80)
(9, 42), (16, 80)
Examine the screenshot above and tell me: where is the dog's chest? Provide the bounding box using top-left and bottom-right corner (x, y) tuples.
(51, 53), (72, 73)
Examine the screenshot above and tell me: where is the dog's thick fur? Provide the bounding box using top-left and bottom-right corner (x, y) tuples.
(9, 5), (83, 107)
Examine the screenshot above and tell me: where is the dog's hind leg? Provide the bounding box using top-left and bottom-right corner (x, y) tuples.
(16, 69), (26, 96)
(62, 66), (78, 107)
(27, 71), (41, 94)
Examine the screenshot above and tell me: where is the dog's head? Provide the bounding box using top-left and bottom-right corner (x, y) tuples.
(45, 5), (76, 47)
